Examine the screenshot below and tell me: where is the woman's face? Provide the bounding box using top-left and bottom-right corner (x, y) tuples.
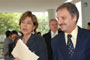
(20, 16), (35, 35)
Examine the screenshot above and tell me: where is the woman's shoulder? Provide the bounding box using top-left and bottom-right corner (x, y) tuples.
(31, 34), (45, 42)
(32, 34), (44, 39)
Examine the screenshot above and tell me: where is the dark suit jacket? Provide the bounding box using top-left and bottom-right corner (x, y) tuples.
(51, 27), (90, 60)
(43, 30), (61, 60)
(13, 34), (48, 60)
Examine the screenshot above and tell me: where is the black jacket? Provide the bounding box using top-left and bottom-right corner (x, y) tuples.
(13, 34), (48, 60)
(43, 30), (61, 60)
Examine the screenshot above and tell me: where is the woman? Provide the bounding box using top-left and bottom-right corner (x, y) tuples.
(14, 11), (48, 60)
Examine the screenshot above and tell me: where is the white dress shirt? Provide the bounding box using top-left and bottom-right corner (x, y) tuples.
(65, 26), (78, 48)
(51, 31), (58, 38)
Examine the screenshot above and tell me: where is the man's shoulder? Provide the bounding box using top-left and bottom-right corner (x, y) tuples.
(43, 32), (50, 37)
(4, 37), (11, 41)
(78, 27), (90, 34)
(56, 31), (64, 38)
(32, 34), (44, 40)
(52, 32), (64, 43)
(51, 32), (64, 49)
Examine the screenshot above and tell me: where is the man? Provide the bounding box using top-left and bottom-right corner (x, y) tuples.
(43, 19), (61, 60)
(3, 30), (12, 60)
(3, 30), (19, 60)
(51, 2), (90, 60)
(88, 22), (90, 30)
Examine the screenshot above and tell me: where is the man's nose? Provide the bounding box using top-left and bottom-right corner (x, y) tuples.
(58, 19), (63, 25)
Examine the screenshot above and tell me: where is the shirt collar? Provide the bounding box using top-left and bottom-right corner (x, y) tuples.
(51, 30), (58, 38)
(51, 30), (58, 35)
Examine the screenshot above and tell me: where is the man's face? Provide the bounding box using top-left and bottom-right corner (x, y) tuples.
(11, 34), (18, 41)
(88, 25), (90, 30)
(57, 8), (77, 33)
(49, 20), (58, 32)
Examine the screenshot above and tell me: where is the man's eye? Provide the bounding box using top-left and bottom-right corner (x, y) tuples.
(27, 22), (31, 24)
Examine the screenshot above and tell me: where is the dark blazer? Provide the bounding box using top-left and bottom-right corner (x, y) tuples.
(43, 30), (61, 60)
(13, 34), (48, 60)
(51, 27), (90, 60)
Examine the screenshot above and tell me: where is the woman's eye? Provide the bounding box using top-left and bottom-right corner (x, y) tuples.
(21, 21), (25, 23)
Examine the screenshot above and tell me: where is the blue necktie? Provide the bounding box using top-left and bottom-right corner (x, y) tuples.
(67, 34), (74, 58)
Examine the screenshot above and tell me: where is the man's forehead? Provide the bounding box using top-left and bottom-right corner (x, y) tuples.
(57, 8), (70, 17)
(50, 20), (57, 23)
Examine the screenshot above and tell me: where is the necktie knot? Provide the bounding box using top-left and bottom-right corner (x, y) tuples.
(53, 33), (56, 38)
(67, 34), (72, 39)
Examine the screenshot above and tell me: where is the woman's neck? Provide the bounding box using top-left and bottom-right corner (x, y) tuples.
(23, 34), (31, 44)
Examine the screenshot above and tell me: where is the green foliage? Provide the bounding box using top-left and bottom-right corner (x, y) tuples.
(0, 12), (49, 35)
(0, 13), (22, 34)
(37, 16), (49, 35)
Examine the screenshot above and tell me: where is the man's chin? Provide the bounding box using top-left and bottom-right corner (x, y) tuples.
(61, 28), (66, 32)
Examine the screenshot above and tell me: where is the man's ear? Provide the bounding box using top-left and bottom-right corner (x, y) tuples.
(73, 15), (77, 22)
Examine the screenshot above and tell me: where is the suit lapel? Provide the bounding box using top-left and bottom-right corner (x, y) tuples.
(58, 32), (70, 59)
(49, 32), (51, 40)
(72, 27), (85, 58)
(26, 34), (35, 47)
(74, 27), (82, 51)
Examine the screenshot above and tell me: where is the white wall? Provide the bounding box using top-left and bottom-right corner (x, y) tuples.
(0, 35), (5, 42)
(81, 0), (90, 29)
(75, 1), (82, 27)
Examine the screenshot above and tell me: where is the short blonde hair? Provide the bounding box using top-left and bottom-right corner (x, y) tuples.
(49, 19), (57, 25)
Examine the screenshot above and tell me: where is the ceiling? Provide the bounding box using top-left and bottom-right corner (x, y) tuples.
(0, 0), (80, 12)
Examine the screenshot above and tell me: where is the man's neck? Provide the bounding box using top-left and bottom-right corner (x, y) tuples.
(66, 25), (76, 34)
